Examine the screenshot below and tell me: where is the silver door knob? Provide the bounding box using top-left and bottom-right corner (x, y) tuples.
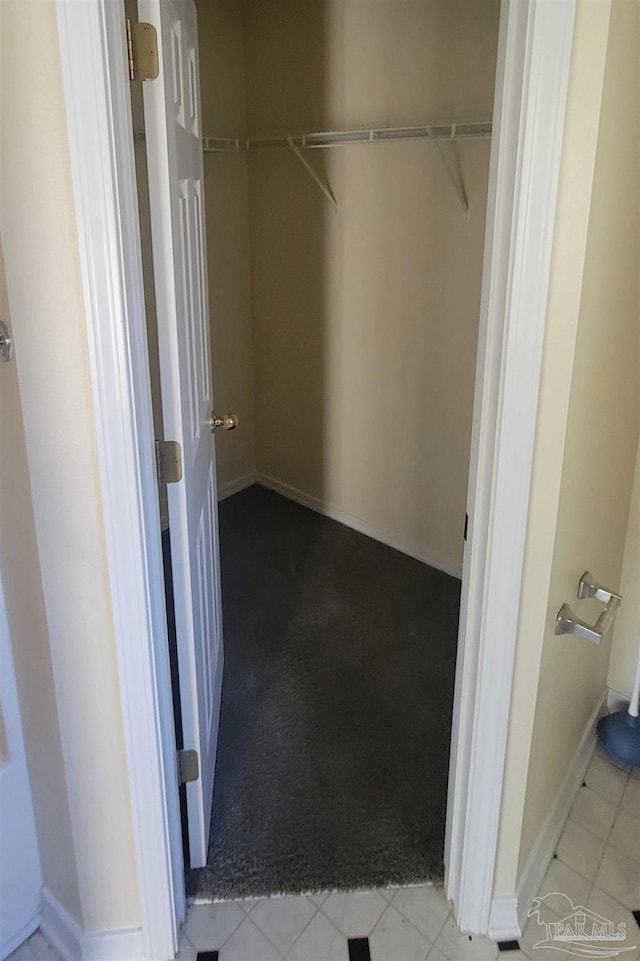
(210, 412), (238, 433)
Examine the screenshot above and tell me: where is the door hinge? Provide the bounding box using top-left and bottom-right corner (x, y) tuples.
(126, 19), (159, 82)
(464, 512), (469, 542)
(155, 440), (183, 485)
(177, 749), (200, 785)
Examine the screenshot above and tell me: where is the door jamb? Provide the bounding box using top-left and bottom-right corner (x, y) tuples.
(444, 0), (576, 932)
(55, 0), (576, 955)
(56, 3), (185, 959)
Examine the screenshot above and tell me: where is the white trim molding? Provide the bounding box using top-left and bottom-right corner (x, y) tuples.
(40, 886), (146, 961)
(257, 473), (462, 579)
(445, 0), (576, 934)
(607, 687), (631, 711)
(40, 887), (83, 961)
(217, 470), (257, 502)
(488, 897), (520, 944)
(53, 0), (580, 951)
(55, 2), (183, 959)
(82, 928), (145, 961)
(487, 693), (606, 941)
(2, 916), (40, 961)
(508, 691), (607, 937)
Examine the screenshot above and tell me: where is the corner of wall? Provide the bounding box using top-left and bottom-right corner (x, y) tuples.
(607, 434), (640, 699)
(40, 887), (83, 961)
(41, 886), (146, 961)
(197, 0), (257, 494)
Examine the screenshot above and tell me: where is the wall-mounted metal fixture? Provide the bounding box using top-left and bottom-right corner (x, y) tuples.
(555, 571), (622, 644)
(155, 440), (182, 485)
(287, 137), (338, 212)
(126, 20), (159, 82)
(0, 321), (12, 363)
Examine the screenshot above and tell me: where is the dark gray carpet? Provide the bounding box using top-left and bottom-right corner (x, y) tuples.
(188, 484), (460, 900)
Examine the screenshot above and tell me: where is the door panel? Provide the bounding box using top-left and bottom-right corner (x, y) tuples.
(140, 0), (223, 867)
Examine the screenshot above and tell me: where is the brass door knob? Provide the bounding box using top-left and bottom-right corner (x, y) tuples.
(210, 412), (239, 433)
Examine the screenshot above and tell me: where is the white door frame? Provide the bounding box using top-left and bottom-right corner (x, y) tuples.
(445, 0), (575, 933)
(55, 0), (575, 956)
(55, 4), (185, 959)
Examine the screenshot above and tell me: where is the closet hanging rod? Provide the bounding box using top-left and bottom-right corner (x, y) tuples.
(201, 121), (492, 154)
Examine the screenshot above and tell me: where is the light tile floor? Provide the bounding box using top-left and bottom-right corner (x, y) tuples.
(11, 749), (639, 961)
(4, 931), (62, 961)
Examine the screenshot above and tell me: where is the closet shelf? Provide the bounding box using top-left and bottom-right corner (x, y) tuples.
(202, 121), (492, 154)
(200, 121), (492, 215)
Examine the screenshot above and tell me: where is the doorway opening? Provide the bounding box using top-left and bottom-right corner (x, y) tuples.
(132, 0), (500, 904)
(197, 484), (461, 898)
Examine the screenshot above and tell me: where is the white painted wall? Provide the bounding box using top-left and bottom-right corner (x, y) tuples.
(0, 0), (141, 935)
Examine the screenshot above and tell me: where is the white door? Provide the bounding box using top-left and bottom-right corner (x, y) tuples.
(0, 572), (42, 958)
(140, 0), (224, 867)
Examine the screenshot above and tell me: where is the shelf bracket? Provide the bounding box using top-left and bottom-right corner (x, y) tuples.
(434, 136), (470, 218)
(287, 137), (338, 211)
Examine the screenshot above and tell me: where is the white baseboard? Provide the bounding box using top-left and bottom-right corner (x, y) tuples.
(40, 886), (83, 961)
(40, 887), (145, 961)
(2, 913), (40, 960)
(606, 686), (630, 711)
(82, 927), (145, 961)
(489, 690), (607, 940)
(255, 472), (463, 579)
(168, 465), (256, 519)
(488, 896), (520, 942)
(217, 470), (256, 502)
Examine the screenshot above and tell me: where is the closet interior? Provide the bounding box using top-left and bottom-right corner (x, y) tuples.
(151, 0), (500, 900)
(199, 0), (499, 576)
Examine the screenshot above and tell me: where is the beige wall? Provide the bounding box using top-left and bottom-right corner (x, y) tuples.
(518, 0), (639, 868)
(608, 371), (640, 700)
(494, 0), (640, 895)
(0, 0), (141, 933)
(197, 0), (256, 497)
(0, 236), (81, 923)
(245, 0), (499, 574)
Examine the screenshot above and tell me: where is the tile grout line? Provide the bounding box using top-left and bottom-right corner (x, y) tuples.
(558, 756), (636, 924)
(246, 912), (292, 960)
(183, 886), (454, 961)
(556, 757), (629, 887)
(316, 894), (387, 936)
(180, 888), (466, 961)
(387, 887), (453, 951)
(281, 899), (327, 960)
(183, 928), (198, 954)
(184, 902), (256, 957)
(180, 778), (634, 961)
(588, 757), (629, 884)
(252, 897), (323, 960)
